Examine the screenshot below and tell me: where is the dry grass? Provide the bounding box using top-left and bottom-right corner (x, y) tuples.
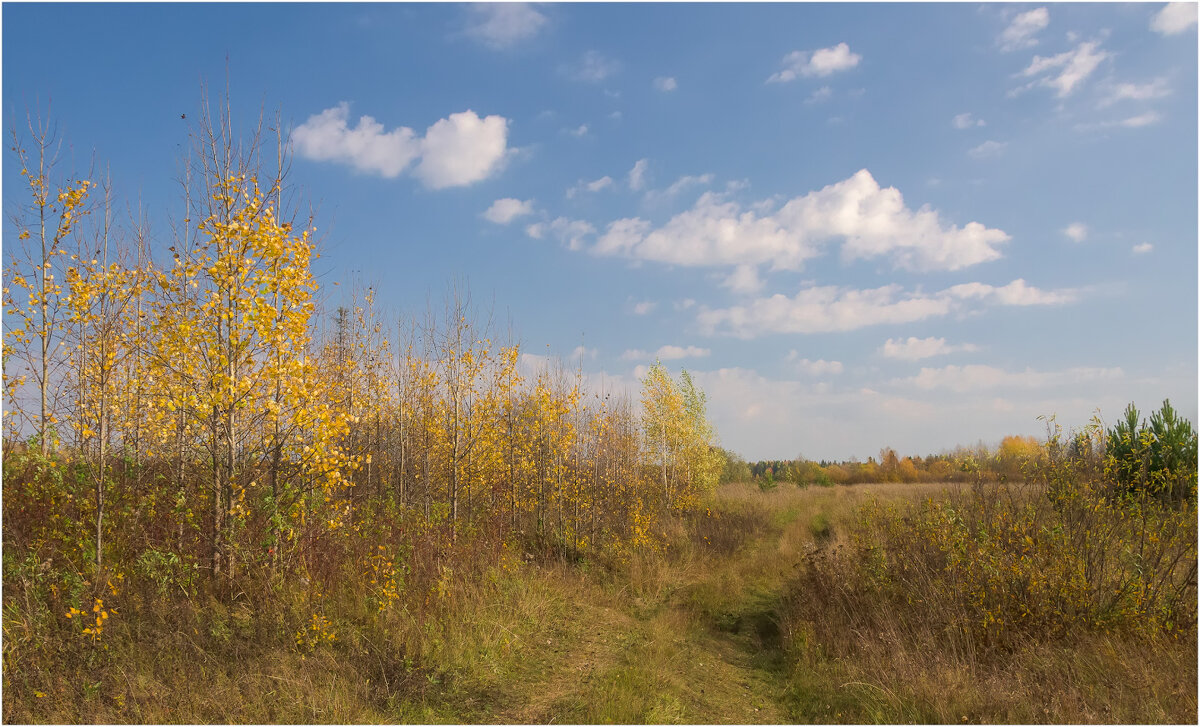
(5, 479), (1193, 723)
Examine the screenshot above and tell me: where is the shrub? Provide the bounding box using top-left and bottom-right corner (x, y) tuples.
(787, 420), (1197, 664)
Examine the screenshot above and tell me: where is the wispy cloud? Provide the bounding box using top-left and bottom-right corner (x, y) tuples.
(1151, 2), (1198, 35)
(462, 3), (548, 49)
(1062, 222), (1088, 242)
(998, 7), (1049, 52)
(627, 158), (650, 191)
(483, 198), (534, 224)
(293, 103), (510, 188)
(786, 352), (844, 376)
(1075, 111), (1163, 132)
(622, 344), (710, 361)
(566, 175), (613, 198)
(952, 112), (986, 129)
(1018, 41), (1109, 97)
(697, 279), (1076, 338)
(525, 216), (595, 250)
(1132, 242), (1154, 255)
(563, 50), (620, 82)
(968, 140), (1008, 158)
(895, 364), (1122, 393)
(653, 76), (678, 92)
(880, 336), (980, 361)
(767, 42), (861, 83)
(1098, 78), (1172, 108)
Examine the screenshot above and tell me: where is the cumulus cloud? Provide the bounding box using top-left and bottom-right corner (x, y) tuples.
(653, 76), (678, 92)
(943, 278), (1077, 306)
(968, 140), (1008, 158)
(525, 216), (595, 250)
(564, 50), (619, 82)
(880, 336), (980, 360)
(786, 352), (844, 376)
(1151, 2), (1198, 35)
(1132, 242), (1154, 254)
(621, 345), (710, 361)
(998, 7), (1050, 51)
(483, 198), (534, 224)
(721, 265), (765, 296)
(564, 124), (589, 137)
(632, 300), (657, 316)
(953, 112), (986, 129)
(463, 3), (548, 49)
(767, 42), (861, 82)
(566, 175), (613, 198)
(1062, 222), (1088, 242)
(293, 103), (509, 188)
(1019, 41), (1109, 97)
(697, 278), (1075, 338)
(895, 364), (1122, 393)
(594, 169), (1010, 273)
(570, 345), (598, 361)
(628, 158), (650, 191)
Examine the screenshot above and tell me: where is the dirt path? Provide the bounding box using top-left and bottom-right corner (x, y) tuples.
(491, 529), (793, 724)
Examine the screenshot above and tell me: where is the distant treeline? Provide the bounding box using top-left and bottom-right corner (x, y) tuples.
(723, 400), (1197, 497)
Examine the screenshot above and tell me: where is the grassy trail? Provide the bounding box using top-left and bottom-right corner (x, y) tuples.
(490, 501), (800, 723)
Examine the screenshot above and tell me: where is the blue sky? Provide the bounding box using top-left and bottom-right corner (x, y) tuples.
(4, 2), (1197, 461)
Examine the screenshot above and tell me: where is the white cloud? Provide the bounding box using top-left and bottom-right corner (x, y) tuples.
(642, 173), (715, 204)
(564, 50), (619, 82)
(653, 76), (678, 92)
(293, 103), (421, 178)
(767, 42), (861, 83)
(786, 352), (844, 376)
(722, 264), (765, 295)
(463, 3), (548, 49)
(1098, 78), (1172, 107)
(806, 86), (833, 104)
(416, 111), (510, 188)
(675, 298), (697, 311)
(483, 198), (534, 224)
(1062, 222), (1088, 242)
(594, 169), (1010, 273)
(622, 344), (710, 361)
(294, 104), (510, 188)
(608, 111), (623, 121)
(896, 364), (1122, 394)
(952, 112), (986, 129)
(943, 278), (1077, 306)
(628, 158), (650, 191)
(570, 345), (598, 361)
(998, 7), (1050, 52)
(1019, 41), (1109, 97)
(968, 140), (1008, 158)
(1075, 111), (1164, 131)
(632, 300), (657, 316)
(566, 175), (613, 198)
(1151, 2), (1198, 35)
(1133, 242), (1154, 254)
(697, 278), (1075, 338)
(880, 336), (980, 361)
(565, 124), (589, 137)
(1117, 111), (1163, 128)
(525, 216), (595, 250)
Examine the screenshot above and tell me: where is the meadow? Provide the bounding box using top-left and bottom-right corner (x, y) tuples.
(3, 104), (1196, 724)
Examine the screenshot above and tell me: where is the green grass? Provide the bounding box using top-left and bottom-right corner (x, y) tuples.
(4, 481), (1194, 723)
